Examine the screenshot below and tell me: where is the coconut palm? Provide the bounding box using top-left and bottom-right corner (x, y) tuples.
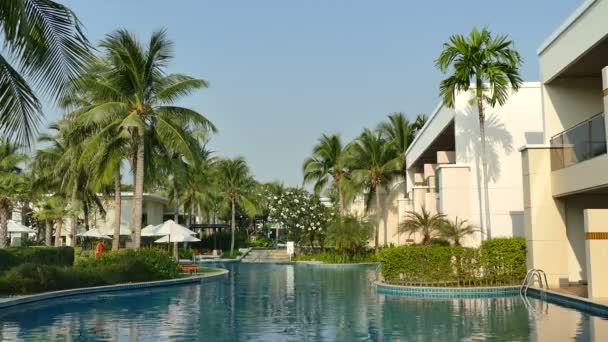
(303, 134), (350, 215)
(70, 30), (215, 248)
(438, 217), (479, 246)
(378, 113), (414, 196)
(0, 139), (29, 247)
(436, 27), (523, 238)
(0, 0), (90, 146)
(398, 207), (446, 245)
(217, 158), (256, 255)
(33, 196), (69, 246)
(346, 128), (399, 253)
(412, 113), (428, 135)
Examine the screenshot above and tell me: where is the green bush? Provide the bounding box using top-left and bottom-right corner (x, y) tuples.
(247, 235), (273, 247)
(0, 249), (181, 295)
(379, 238), (526, 287)
(0, 247), (74, 273)
(294, 252), (378, 264)
(197, 231), (247, 251)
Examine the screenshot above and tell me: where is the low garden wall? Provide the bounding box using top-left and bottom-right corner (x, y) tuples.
(379, 238), (526, 287)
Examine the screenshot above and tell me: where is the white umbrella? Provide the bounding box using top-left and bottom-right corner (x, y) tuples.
(78, 228), (112, 240)
(7, 220), (35, 234)
(141, 220), (195, 237)
(154, 234), (201, 243)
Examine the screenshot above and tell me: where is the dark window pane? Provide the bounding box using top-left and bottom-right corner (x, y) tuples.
(590, 114), (607, 157)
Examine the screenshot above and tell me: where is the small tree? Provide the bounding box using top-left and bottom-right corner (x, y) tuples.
(398, 207), (446, 245)
(438, 217), (479, 246)
(326, 215), (373, 255)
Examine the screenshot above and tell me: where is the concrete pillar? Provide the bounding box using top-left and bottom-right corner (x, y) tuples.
(603, 66), (608, 139)
(583, 209), (608, 299)
(520, 147), (569, 287)
(436, 151), (455, 164)
(437, 165), (471, 231)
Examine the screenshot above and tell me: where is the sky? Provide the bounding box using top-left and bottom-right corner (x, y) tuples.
(49, 0), (580, 186)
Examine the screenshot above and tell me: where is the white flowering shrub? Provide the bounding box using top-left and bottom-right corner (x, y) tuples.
(267, 188), (335, 246)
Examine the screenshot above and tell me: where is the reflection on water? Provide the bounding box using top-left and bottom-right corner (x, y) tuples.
(0, 264), (607, 341)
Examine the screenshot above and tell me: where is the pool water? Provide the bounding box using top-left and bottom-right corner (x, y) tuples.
(0, 263), (607, 341)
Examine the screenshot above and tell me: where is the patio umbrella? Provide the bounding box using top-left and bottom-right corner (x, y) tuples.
(147, 220), (196, 259)
(141, 220), (195, 237)
(154, 234), (201, 243)
(7, 220), (35, 234)
(78, 228), (112, 240)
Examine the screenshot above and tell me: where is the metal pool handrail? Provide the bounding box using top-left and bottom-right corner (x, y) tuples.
(521, 269), (549, 296)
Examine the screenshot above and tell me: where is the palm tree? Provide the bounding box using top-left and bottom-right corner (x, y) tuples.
(326, 215), (373, 255)
(346, 128), (399, 253)
(398, 207), (446, 245)
(217, 158), (256, 255)
(378, 113), (414, 197)
(0, 0), (90, 146)
(303, 134), (349, 215)
(0, 139), (29, 247)
(436, 27), (522, 238)
(34, 196), (68, 246)
(412, 113), (428, 135)
(70, 30), (215, 248)
(438, 217), (479, 246)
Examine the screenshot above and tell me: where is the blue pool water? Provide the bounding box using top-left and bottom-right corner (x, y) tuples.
(0, 263), (607, 341)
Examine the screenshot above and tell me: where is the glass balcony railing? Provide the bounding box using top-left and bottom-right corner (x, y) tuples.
(550, 113), (607, 171)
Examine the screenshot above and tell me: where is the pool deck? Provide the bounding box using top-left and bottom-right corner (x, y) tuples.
(0, 268), (228, 310)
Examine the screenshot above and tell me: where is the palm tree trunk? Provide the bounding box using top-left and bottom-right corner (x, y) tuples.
(55, 220), (63, 247)
(45, 220), (52, 246)
(188, 200), (193, 228)
(477, 97), (491, 240)
(230, 197), (236, 255)
(374, 184), (381, 254)
(113, 171), (122, 251)
(69, 182), (78, 247)
(83, 198), (90, 231)
(173, 178), (179, 258)
(131, 127), (145, 249)
(338, 187), (345, 217)
(0, 204), (8, 248)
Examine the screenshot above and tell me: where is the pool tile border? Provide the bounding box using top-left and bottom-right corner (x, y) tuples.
(296, 262), (379, 268)
(375, 281), (520, 299)
(527, 288), (608, 317)
(0, 269), (228, 311)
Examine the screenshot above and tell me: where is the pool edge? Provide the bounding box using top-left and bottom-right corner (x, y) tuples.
(0, 268), (228, 310)
(375, 281), (520, 298)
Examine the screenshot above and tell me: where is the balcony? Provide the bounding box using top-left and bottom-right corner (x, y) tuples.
(550, 113), (607, 171)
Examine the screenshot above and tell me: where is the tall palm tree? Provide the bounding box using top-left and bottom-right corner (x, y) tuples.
(0, 0), (90, 146)
(398, 207), (446, 245)
(438, 217), (479, 246)
(217, 158), (256, 255)
(436, 27), (522, 238)
(0, 139), (29, 247)
(303, 134), (349, 215)
(346, 128), (399, 253)
(378, 113), (414, 196)
(412, 113), (428, 135)
(70, 30), (215, 248)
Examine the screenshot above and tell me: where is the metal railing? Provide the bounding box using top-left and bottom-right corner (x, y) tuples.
(550, 113), (606, 170)
(520, 269), (549, 296)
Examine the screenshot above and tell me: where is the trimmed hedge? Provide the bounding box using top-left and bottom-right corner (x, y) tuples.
(379, 237), (526, 287)
(295, 252), (378, 264)
(0, 249), (181, 295)
(0, 247), (74, 273)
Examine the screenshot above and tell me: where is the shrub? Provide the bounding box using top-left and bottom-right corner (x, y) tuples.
(379, 238), (526, 287)
(0, 247), (74, 273)
(196, 231), (247, 251)
(247, 235), (273, 247)
(0, 249), (181, 295)
(294, 252), (377, 264)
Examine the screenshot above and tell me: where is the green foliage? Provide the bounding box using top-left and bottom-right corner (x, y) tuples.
(0, 246), (74, 273)
(294, 252), (377, 264)
(326, 215), (373, 254)
(247, 235), (273, 248)
(398, 207), (446, 244)
(268, 187), (335, 245)
(438, 217), (479, 246)
(428, 239), (451, 247)
(76, 249), (180, 280)
(198, 231), (247, 251)
(379, 238), (526, 287)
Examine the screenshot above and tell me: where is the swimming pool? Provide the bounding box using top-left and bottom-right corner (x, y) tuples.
(0, 263), (606, 341)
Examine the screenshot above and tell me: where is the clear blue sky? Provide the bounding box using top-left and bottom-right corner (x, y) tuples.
(52, 0), (578, 186)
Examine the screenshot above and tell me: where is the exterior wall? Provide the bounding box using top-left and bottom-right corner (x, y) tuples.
(436, 165), (471, 245)
(521, 147), (569, 287)
(538, 0), (608, 82)
(93, 193), (168, 232)
(452, 84), (543, 241)
(584, 209), (608, 298)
